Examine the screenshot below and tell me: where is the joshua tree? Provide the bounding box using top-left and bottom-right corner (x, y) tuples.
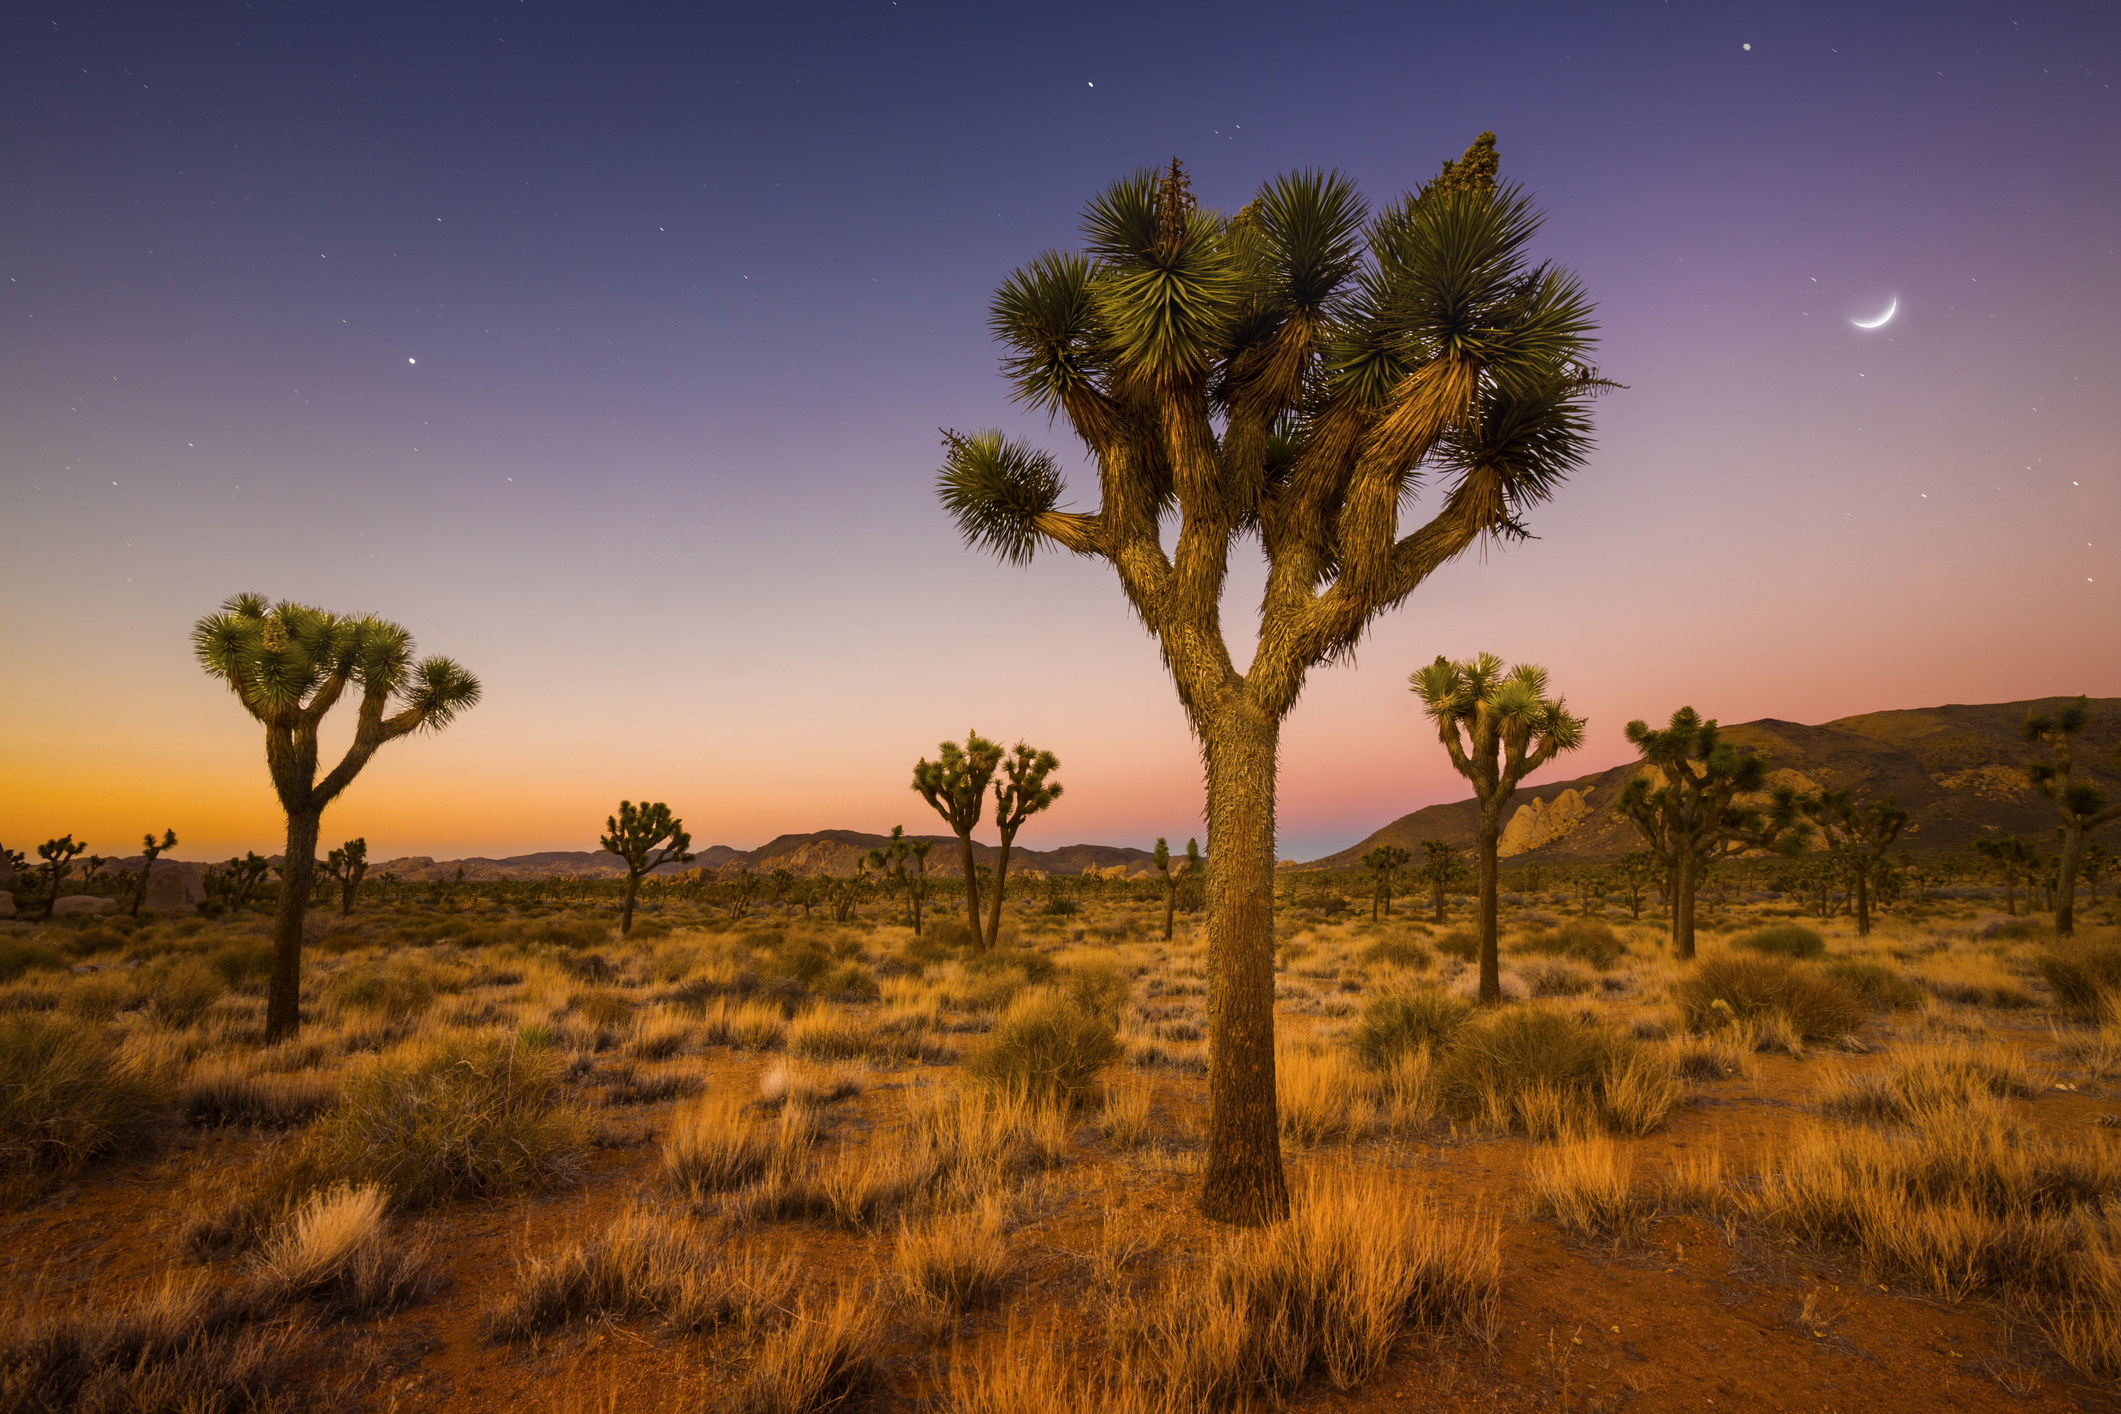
(1363, 844), (1411, 920)
(1411, 655), (1585, 1003)
(82, 856), (110, 891)
(937, 141), (1604, 1221)
(601, 801), (694, 937)
(1419, 840), (1466, 923)
(130, 829), (179, 917)
(1799, 791), (1909, 936)
(987, 742), (1063, 946)
(2024, 696), (2121, 935)
(194, 593), (480, 1040)
(913, 732), (1004, 952)
(319, 837), (369, 917)
(36, 836), (87, 918)
(1611, 849), (1659, 921)
(1619, 708), (1807, 959)
(2083, 842), (2112, 904)
(725, 868), (759, 922)
(865, 826), (916, 927)
(1974, 835), (2035, 915)
(1153, 837), (1180, 939)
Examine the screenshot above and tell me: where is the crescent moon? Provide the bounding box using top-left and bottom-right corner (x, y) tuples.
(1851, 298), (1897, 329)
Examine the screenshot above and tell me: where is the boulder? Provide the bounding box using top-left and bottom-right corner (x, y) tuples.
(1499, 788), (1589, 858)
(141, 865), (205, 913)
(53, 895), (120, 917)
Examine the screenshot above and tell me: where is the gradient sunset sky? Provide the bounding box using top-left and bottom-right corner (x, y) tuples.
(4, 2), (2117, 865)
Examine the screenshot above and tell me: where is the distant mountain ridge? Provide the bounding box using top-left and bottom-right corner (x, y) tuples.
(363, 832), (1161, 883)
(1303, 696), (2121, 870)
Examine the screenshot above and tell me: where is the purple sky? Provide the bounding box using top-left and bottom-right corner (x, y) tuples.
(4, 1), (2117, 863)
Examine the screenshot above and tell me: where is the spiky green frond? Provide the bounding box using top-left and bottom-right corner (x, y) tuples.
(991, 251), (1105, 415)
(1431, 366), (1601, 525)
(938, 430), (1066, 566)
(1252, 168), (1367, 316)
(399, 656), (481, 731)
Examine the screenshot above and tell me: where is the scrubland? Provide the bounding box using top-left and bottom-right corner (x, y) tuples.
(2, 887), (2119, 1412)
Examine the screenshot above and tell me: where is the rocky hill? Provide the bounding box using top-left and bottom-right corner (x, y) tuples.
(363, 832), (1161, 882)
(1303, 696), (2121, 870)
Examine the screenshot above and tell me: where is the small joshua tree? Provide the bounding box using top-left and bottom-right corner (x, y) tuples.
(2024, 696), (2121, 935)
(600, 801), (694, 937)
(1411, 655), (1585, 1003)
(130, 829), (179, 917)
(319, 837), (369, 917)
(1612, 849), (1659, 921)
(1619, 707), (1806, 960)
(195, 593), (479, 1040)
(1363, 844), (1411, 921)
(912, 732), (1004, 952)
(1800, 791), (1909, 936)
(987, 742), (1062, 946)
(1154, 837), (1180, 938)
(1974, 835), (2035, 916)
(865, 826), (914, 927)
(1419, 840), (1465, 923)
(36, 836), (87, 918)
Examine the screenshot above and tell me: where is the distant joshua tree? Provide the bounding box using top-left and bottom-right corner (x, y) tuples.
(1974, 835), (2036, 916)
(194, 593), (480, 1040)
(1363, 844), (1411, 921)
(130, 829), (179, 917)
(986, 742), (1062, 946)
(913, 732), (1004, 952)
(36, 836), (87, 918)
(1411, 654), (1585, 1003)
(1153, 837), (1182, 938)
(600, 801), (694, 937)
(2083, 842), (2112, 904)
(1619, 708), (1807, 960)
(1419, 840), (1466, 923)
(935, 141), (1606, 1224)
(1611, 849), (1660, 921)
(1800, 791), (1909, 936)
(319, 837), (369, 917)
(2024, 696), (2121, 935)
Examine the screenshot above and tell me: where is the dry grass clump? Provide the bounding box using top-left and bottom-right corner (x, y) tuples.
(1276, 1038), (1376, 1144)
(1820, 958), (1926, 1012)
(323, 959), (440, 1020)
(1914, 950), (2036, 1009)
(0, 938), (70, 983)
(1732, 923), (1825, 959)
(964, 987), (1121, 1108)
(2052, 1022), (2121, 1080)
(628, 1007), (692, 1060)
(302, 1032), (590, 1210)
(250, 1182), (437, 1317)
(894, 1195), (1013, 1314)
(1347, 988), (1470, 1070)
(2036, 939), (2121, 1018)
(1525, 1136), (1639, 1239)
(786, 1007), (878, 1061)
(1814, 1044), (2035, 1125)
(0, 1274), (302, 1413)
(1517, 958), (1595, 997)
(1666, 1027), (1755, 1081)
(484, 1206), (797, 1342)
(1109, 1169), (1498, 1404)
(134, 954), (226, 1027)
(599, 1062), (705, 1106)
(178, 1059), (335, 1129)
(1431, 1008), (1676, 1139)
(664, 1092), (817, 1201)
(1674, 954), (1868, 1041)
(1514, 919), (1626, 969)
(1097, 1081), (1152, 1149)
(731, 1289), (881, 1414)
(1356, 934), (1432, 970)
(697, 997), (789, 1050)
(0, 1011), (164, 1189)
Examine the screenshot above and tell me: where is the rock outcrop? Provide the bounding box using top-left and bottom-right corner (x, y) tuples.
(1498, 789), (1587, 857)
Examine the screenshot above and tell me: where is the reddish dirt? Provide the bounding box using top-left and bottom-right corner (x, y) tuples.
(5, 1016), (2116, 1412)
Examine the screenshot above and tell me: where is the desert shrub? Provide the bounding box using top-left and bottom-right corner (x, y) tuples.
(966, 946), (1055, 984)
(1666, 1028), (1754, 1081)
(1514, 919), (1625, 970)
(1814, 1044), (2035, 1125)
(249, 1182), (437, 1317)
(57, 973), (136, 1021)
(301, 1033), (588, 1209)
(1518, 958), (1594, 997)
(922, 918), (978, 952)
(664, 1093), (816, 1200)
(1097, 1081), (1151, 1149)
(1358, 935), (1432, 970)
(180, 1061), (335, 1129)
(0, 940), (69, 982)
(1434, 928), (1478, 962)
(2037, 941), (2121, 1018)
(485, 1207), (797, 1341)
(1915, 950), (2037, 1009)
(0, 1276), (300, 1413)
(1733, 923), (1826, 959)
(964, 987), (1121, 1108)
(324, 961), (437, 1020)
(1348, 989), (1471, 1070)
(64, 925), (128, 957)
(1674, 954), (1868, 1041)
(1038, 895), (1079, 918)
(697, 998), (789, 1050)
(894, 1195), (1013, 1314)
(1821, 959), (1925, 1011)
(1526, 1136), (1639, 1239)
(0, 1012), (164, 1186)
(1277, 1039), (1376, 1144)
(732, 1290), (881, 1414)
(1107, 1169), (1499, 1405)
(1432, 1009), (1675, 1138)
(1056, 960), (1130, 1020)
(137, 955), (225, 1027)
(206, 937), (276, 987)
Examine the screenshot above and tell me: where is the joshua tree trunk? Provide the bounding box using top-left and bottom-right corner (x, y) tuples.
(956, 833), (986, 951)
(1476, 810), (1503, 1004)
(621, 871), (641, 936)
(983, 834), (1014, 949)
(268, 809), (319, 1040)
(1197, 710), (1287, 1227)
(2056, 828), (2086, 936)
(1854, 865), (1872, 936)
(1672, 851), (1700, 960)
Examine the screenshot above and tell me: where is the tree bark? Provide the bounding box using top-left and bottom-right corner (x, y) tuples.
(984, 833), (1014, 949)
(267, 809), (320, 1041)
(1476, 811), (1503, 1005)
(1196, 709), (1288, 1227)
(1854, 860), (1872, 936)
(2056, 826), (2085, 937)
(621, 871), (641, 936)
(1673, 850), (1698, 960)
(1163, 878), (1176, 940)
(956, 831), (986, 951)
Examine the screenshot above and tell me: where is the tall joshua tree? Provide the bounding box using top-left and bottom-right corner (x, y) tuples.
(986, 742), (1063, 946)
(1363, 844), (1411, 920)
(320, 837), (369, 917)
(2024, 696), (2121, 936)
(1410, 655), (1585, 1003)
(130, 829), (179, 917)
(1619, 708), (1806, 960)
(1800, 791), (1909, 937)
(913, 732), (1004, 951)
(601, 801), (694, 937)
(194, 593), (479, 1040)
(936, 139), (1603, 1224)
